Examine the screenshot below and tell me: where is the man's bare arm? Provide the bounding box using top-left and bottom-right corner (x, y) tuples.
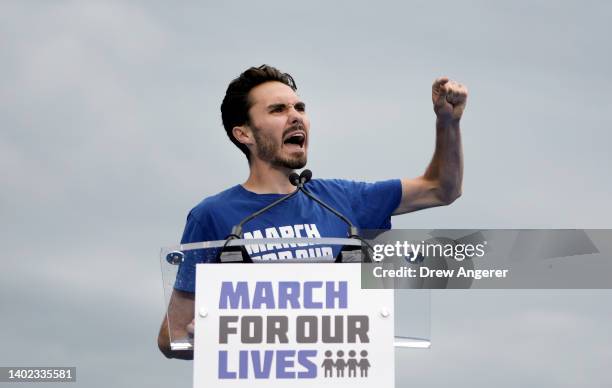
(394, 77), (467, 215)
(157, 289), (195, 360)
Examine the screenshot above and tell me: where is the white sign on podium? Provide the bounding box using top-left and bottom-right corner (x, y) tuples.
(160, 238), (430, 387)
(194, 263), (394, 387)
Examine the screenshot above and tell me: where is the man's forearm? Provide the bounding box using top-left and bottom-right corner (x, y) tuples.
(393, 77), (466, 215)
(423, 118), (463, 204)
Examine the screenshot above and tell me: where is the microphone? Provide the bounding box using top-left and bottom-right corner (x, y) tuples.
(300, 169), (312, 185)
(289, 170), (310, 188)
(289, 172), (300, 187)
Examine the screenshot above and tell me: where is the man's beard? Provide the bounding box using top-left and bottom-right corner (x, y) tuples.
(252, 127), (307, 169)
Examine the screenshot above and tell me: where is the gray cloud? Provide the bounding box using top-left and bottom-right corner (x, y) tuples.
(1, 1), (611, 387)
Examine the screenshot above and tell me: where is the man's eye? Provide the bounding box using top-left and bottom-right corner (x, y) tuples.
(295, 104), (306, 112)
(271, 106), (284, 113)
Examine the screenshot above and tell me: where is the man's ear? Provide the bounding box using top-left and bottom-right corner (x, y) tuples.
(232, 125), (253, 146)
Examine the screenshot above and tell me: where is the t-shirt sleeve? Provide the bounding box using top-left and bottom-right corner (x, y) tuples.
(174, 211), (216, 293)
(343, 179), (402, 229)
(180, 211), (208, 245)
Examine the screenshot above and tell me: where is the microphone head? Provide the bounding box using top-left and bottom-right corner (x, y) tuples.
(288, 172), (300, 186)
(300, 169), (312, 183)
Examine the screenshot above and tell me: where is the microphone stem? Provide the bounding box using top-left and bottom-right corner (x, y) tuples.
(230, 188), (300, 238)
(299, 187), (359, 237)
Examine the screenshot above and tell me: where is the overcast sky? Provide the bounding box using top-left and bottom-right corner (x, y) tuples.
(1, 1), (611, 387)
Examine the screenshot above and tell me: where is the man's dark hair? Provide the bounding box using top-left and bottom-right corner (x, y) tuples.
(221, 65), (297, 161)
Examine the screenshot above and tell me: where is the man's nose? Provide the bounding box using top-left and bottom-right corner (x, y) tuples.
(288, 105), (303, 124)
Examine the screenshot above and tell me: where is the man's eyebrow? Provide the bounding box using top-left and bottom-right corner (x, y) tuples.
(267, 102), (306, 110)
(267, 103), (287, 110)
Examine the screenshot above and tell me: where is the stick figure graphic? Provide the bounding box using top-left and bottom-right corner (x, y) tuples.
(321, 350), (335, 378)
(335, 350), (347, 377)
(358, 350), (371, 377)
(347, 350), (359, 377)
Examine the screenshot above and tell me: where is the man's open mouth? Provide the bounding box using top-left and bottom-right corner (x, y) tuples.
(283, 132), (306, 148)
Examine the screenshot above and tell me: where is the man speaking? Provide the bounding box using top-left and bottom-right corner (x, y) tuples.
(158, 65), (467, 359)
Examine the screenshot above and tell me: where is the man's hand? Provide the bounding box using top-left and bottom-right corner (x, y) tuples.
(186, 319), (195, 337)
(432, 77), (468, 122)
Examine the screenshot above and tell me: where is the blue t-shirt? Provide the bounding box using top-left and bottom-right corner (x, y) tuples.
(174, 178), (402, 292)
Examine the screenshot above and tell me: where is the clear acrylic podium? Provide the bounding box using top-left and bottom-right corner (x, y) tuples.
(159, 237), (431, 353)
